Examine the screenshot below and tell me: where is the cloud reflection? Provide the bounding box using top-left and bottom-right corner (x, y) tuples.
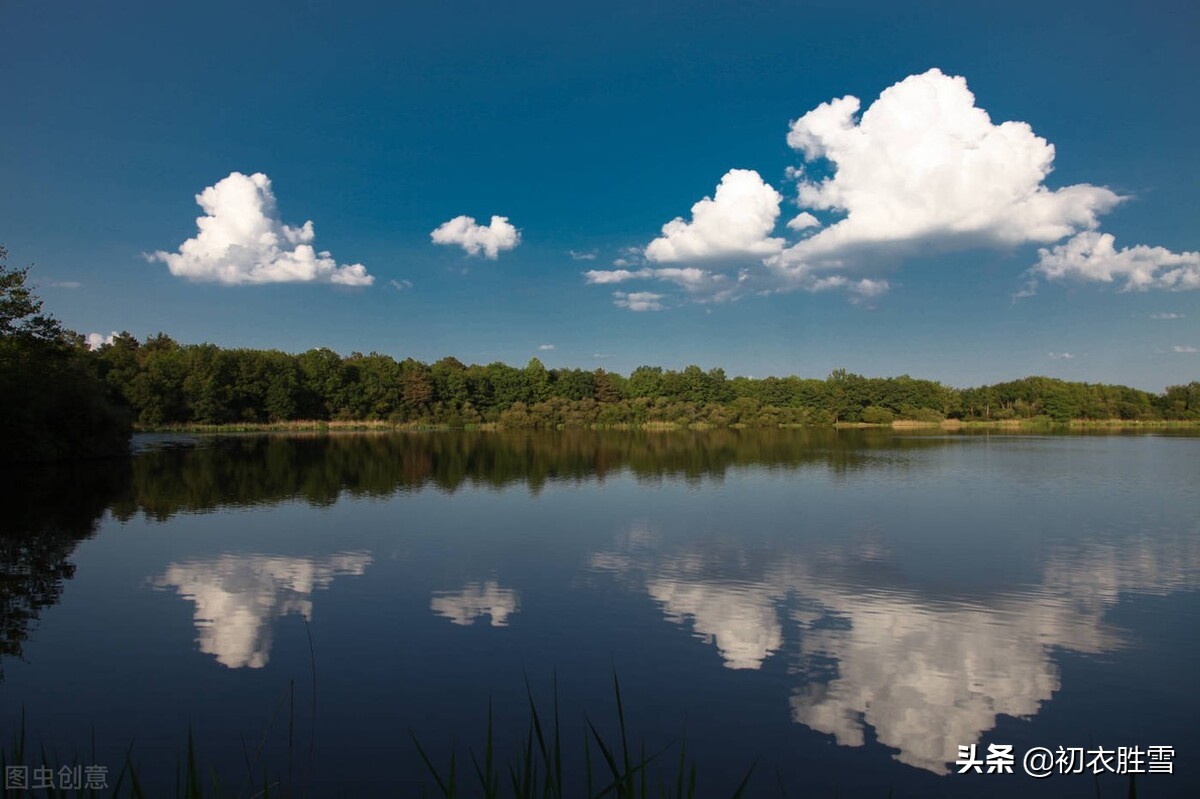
(592, 528), (1199, 773)
(154, 552), (372, 668)
(431, 581), (520, 627)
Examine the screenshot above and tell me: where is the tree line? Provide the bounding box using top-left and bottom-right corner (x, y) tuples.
(89, 332), (1199, 429)
(0, 247), (131, 462)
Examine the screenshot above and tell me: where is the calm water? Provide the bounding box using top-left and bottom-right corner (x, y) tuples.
(2, 430), (1197, 797)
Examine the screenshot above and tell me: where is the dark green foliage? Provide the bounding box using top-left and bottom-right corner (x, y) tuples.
(3, 256), (1188, 432)
(96, 335), (1196, 430)
(0, 246), (132, 463)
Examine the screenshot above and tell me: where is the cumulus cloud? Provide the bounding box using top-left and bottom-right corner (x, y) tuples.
(569, 249), (598, 260)
(1174, 345), (1198, 354)
(1048, 352), (1076, 360)
(85, 331), (118, 350)
(538, 343), (555, 351)
(593, 68), (1192, 309)
(786, 212), (821, 232)
(149, 172), (373, 286)
(1031, 232), (1200, 291)
(770, 69), (1122, 282)
(644, 169), (784, 263)
(431, 215), (520, 259)
(613, 291), (665, 311)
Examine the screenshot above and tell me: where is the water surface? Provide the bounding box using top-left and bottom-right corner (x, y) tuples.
(2, 430), (1197, 797)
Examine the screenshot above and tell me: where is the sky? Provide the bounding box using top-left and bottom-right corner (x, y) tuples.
(3, 0), (1198, 390)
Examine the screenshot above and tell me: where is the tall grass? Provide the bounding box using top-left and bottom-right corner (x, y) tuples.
(411, 673), (755, 799)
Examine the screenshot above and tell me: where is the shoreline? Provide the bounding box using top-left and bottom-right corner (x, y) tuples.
(135, 418), (1200, 434)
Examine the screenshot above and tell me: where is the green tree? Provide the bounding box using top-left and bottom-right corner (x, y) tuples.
(0, 246), (131, 461)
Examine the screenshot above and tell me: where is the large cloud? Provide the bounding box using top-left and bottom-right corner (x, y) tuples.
(644, 169), (784, 263)
(149, 172), (373, 286)
(770, 68), (1121, 280)
(603, 68), (1194, 309)
(1031, 232), (1200, 291)
(431, 215), (521, 259)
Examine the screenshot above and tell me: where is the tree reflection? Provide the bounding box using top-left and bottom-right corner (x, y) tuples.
(113, 429), (949, 520)
(0, 462), (130, 680)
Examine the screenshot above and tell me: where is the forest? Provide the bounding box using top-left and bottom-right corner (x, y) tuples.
(3, 245), (1198, 465)
(90, 332), (1199, 430)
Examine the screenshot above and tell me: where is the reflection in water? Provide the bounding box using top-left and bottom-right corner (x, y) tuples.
(431, 581), (520, 627)
(154, 552), (371, 668)
(112, 429), (938, 520)
(0, 463), (130, 681)
(592, 527), (1200, 773)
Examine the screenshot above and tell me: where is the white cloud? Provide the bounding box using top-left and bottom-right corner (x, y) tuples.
(569, 249), (598, 260)
(613, 291), (665, 312)
(431, 215), (520, 259)
(644, 169), (784, 263)
(538, 343), (555, 351)
(786, 212), (821, 232)
(584, 268), (653, 284)
(590, 68), (1193, 309)
(1174, 345), (1198, 354)
(149, 172), (373, 286)
(1032, 232), (1200, 291)
(49, 280), (82, 289)
(85, 331), (118, 350)
(1048, 352), (1076, 360)
(389, 278), (413, 291)
(808, 276), (890, 303)
(586, 266), (731, 301)
(770, 69), (1122, 284)
(1151, 312), (1185, 320)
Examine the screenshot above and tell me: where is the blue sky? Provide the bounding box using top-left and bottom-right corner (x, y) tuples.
(3, 0), (1197, 390)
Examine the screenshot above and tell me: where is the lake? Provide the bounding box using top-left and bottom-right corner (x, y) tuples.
(2, 429), (1197, 797)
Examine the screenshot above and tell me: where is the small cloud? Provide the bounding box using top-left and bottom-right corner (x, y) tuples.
(48, 280), (82, 289)
(431, 215), (520, 259)
(1173, 345), (1198, 354)
(569, 250), (597, 261)
(149, 171), (373, 286)
(1048, 352), (1076, 360)
(585, 268), (653, 284)
(85, 331), (118, 350)
(389, 278), (413, 291)
(538, 344), (555, 351)
(593, 353), (613, 359)
(1011, 276), (1040, 302)
(613, 291), (665, 312)
(786, 212), (821, 231)
(1151, 312), (1185, 320)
